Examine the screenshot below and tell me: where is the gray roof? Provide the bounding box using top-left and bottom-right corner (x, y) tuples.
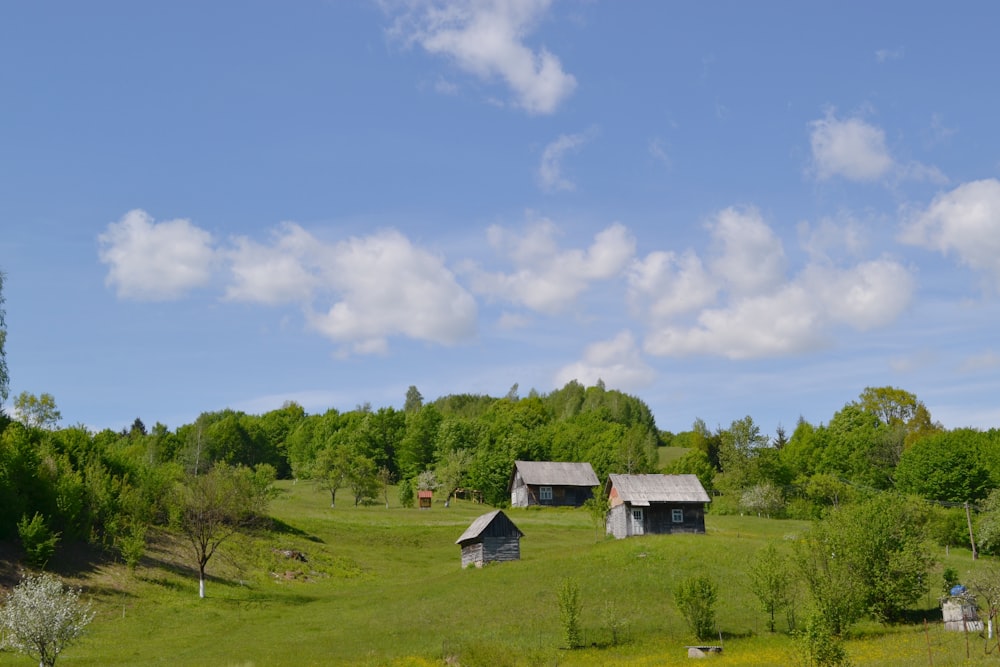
(607, 474), (711, 506)
(512, 461), (599, 487)
(456, 510), (523, 544)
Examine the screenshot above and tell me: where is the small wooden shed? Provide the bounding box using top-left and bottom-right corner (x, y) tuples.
(456, 510), (524, 568)
(417, 490), (433, 509)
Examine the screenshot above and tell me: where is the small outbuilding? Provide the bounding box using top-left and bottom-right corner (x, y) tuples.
(508, 460), (600, 507)
(456, 510), (524, 568)
(605, 474), (710, 539)
(417, 490), (433, 509)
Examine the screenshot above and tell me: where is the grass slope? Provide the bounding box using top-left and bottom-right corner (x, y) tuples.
(0, 481), (996, 666)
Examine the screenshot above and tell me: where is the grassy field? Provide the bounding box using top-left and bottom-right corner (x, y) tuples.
(1, 481), (997, 666)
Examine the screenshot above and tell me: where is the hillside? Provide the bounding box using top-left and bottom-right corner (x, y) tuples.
(1, 481), (995, 666)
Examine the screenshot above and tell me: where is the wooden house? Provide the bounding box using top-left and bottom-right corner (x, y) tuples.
(417, 490), (433, 509)
(605, 474), (710, 539)
(456, 510), (524, 568)
(508, 461), (600, 507)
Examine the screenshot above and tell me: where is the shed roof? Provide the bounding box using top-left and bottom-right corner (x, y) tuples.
(607, 474), (711, 506)
(456, 510), (524, 545)
(510, 461), (599, 488)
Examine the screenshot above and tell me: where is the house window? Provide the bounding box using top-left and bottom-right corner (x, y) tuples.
(632, 508), (644, 523)
(672, 509), (684, 523)
(539, 486), (553, 501)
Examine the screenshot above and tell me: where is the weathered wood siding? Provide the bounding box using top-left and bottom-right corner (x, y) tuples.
(461, 542), (484, 568)
(460, 537), (520, 567)
(510, 471), (594, 507)
(606, 503), (706, 539)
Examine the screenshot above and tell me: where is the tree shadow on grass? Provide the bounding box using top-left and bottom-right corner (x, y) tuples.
(264, 517), (325, 544)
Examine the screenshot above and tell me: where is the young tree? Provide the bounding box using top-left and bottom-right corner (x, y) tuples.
(557, 578), (582, 649)
(13, 392), (61, 430)
(747, 542), (794, 632)
(403, 385), (423, 413)
(796, 493), (932, 631)
(674, 574), (719, 640)
(171, 463), (274, 598)
(0, 572), (94, 667)
(434, 448), (471, 507)
(583, 487), (609, 541)
(310, 444), (350, 507)
(377, 465), (393, 509)
(347, 455), (378, 506)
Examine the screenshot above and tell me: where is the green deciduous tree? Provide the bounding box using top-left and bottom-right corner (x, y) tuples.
(434, 448), (471, 507)
(557, 578), (582, 649)
(583, 487), (609, 541)
(895, 428), (991, 502)
(13, 392), (61, 430)
(747, 542), (794, 632)
(17, 512), (60, 569)
(674, 574), (719, 641)
(795, 494), (933, 631)
(0, 572), (94, 667)
(170, 462), (275, 598)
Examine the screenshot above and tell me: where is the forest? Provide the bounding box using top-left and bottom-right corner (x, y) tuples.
(4, 378), (1000, 566)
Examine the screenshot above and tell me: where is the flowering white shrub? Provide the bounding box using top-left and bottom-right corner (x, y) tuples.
(0, 573), (94, 667)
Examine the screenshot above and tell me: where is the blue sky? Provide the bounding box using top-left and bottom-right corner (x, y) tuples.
(3, 1), (1000, 436)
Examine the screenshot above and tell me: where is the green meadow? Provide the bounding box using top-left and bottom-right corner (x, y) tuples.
(2, 480), (997, 667)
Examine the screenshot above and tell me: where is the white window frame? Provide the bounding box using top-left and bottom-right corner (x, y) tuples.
(539, 486), (553, 501)
(672, 508), (684, 523)
(632, 508), (644, 523)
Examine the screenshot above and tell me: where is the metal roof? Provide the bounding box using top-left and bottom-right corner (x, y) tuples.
(456, 510), (523, 544)
(607, 474), (711, 505)
(512, 460), (599, 487)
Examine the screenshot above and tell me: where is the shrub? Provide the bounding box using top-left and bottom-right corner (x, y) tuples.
(796, 614), (851, 666)
(674, 574), (718, 640)
(557, 578), (582, 649)
(0, 572), (94, 667)
(17, 512), (60, 569)
(398, 478), (415, 508)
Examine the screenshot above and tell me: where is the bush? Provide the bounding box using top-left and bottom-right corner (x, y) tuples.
(0, 572), (94, 667)
(398, 478), (415, 508)
(796, 614), (851, 666)
(557, 578), (582, 649)
(17, 512), (60, 569)
(674, 574), (718, 640)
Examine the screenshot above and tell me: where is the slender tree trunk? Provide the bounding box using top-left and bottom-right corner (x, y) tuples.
(199, 565), (206, 598)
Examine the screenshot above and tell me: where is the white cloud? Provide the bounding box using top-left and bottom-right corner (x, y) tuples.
(554, 331), (656, 390)
(221, 225), (478, 350)
(102, 215), (478, 354)
(637, 211), (914, 360)
(627, 250), (718, 320)
(467, 219), (635, 313)
(808, 112), (894, 182)
(899, 179), (1000, 286)
(803, 258), (914, 330)
(707, 207), (786, 296)
(797, 215), (867, 261)
(98, 209), (215, 301)
(224, 223), (320, 305)
(278, 228), (479, 353)
(538, 130), (593, 192)
(387, 0), (576, 114)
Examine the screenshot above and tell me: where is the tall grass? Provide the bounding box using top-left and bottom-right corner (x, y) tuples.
(1, 481), (996, 666)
